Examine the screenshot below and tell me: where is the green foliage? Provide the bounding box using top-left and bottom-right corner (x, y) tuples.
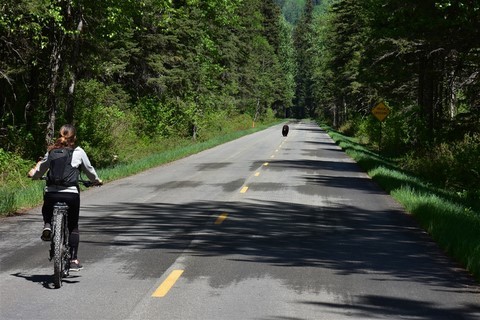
(292, 0), (316, 118)
(76, 105), (127, 167)
(278, 16), (296, 110)
(394, 187), (480, 282)
(261, 108), (277, 123)
(402, 134), (480, 197)
(301, 0), (480, 143)
(355, 116), (381, 146)
(303, 0), (479, 205)
(278, 0), (306, 24)
(0, 123), (38, 157)
(74, 80), (136, 167)
(134, 97), (190, 139)
(0, 148), (32, 187)
(2, 0), (291, 156)
(1, 0), (294, 213)
(0, 148), (34, 215)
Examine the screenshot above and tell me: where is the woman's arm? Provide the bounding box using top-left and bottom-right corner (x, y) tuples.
(27, 152), (49, 179)
(75, 147), (102, 184)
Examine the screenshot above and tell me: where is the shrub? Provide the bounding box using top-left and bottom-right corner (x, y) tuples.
(0, 148), (36, 214)
(134, 97), (189, 139)
(260, 108), (276, 123)
(356, 116), (381, 147)
(338, 119), (357, 137)
(0, 148), (32, 187)
(74, 80), (138, 167)
(401, 133), (480, 197)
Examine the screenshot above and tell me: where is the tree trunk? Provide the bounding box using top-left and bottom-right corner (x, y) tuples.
(45, 47), (60, 144)
(66, 5), (84, 124)
(192, 124), (197, 141)
(25, 65), (40, 132)
(253, 98), (260, 127)
(332, 103), (338, 128)
(449, 69), (457, 120)
(418, 55), (435, 138)
(45, 32), (65, 145)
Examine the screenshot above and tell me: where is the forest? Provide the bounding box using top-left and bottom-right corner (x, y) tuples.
(1, 0), (479, 199)
(291, 0), (480, 198)
(1, 0), (295, 164)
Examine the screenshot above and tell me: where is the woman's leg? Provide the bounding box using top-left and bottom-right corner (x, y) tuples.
(64, 193), (80, 260)
(41, 193), (57, 240)
(42, 193), (56, 225)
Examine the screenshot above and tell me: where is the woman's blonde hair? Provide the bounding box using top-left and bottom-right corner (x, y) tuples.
(48, 124), (77, 151)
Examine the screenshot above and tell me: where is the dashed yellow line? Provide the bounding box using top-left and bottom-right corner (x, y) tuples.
(152, 270), (184, 298)
(215, 213), (228, 225)
(263, 162), (269, 166)
(254, 172), (260, 177)
(240, 186), (249, 193)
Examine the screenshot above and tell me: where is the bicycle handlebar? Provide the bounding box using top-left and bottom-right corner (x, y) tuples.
(36, 176), (103, 187)
(79, 180), (103, 187)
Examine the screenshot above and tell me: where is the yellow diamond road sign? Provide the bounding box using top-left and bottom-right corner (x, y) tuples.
(372, 102), (390, 122)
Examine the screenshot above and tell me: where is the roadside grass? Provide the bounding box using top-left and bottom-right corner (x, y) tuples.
(1, 123), (276, 217)
(322, 125), (480, 282)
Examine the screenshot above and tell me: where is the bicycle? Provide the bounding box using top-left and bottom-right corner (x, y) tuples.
(44, 179), (99, 288)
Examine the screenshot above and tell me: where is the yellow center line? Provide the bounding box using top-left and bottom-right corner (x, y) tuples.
(152, 270), (184, 298)
(240, 186), (249, 193)
(263, 162), (269, 166)
(254, 172), (260, 177)
(215, 213), (228, 225)
(270, 155), (275, 158)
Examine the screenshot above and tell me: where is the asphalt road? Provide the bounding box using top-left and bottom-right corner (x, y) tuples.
(1, 120), (479, 320)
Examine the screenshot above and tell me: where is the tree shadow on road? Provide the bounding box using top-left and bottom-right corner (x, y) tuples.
(300, 295), (480, 320)
(79, 198), (479, 318)
(80, 198), (478, 287)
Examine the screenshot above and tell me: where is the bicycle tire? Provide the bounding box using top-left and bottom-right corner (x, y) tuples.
(52, 207), (65, 288)
(62, 214), (71, 278)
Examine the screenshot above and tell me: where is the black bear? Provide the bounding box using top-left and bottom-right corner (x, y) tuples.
(282, 124), (289, 137)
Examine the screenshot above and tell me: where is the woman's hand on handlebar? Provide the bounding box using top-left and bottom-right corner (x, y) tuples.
(27, 168), (35, 178)
(79, 179), (103, 187)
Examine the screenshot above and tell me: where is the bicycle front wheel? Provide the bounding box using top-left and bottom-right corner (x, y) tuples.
(52, 209), (65, 288)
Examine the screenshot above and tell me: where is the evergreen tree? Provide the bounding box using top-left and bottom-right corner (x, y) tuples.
(293, 0), (315, 118)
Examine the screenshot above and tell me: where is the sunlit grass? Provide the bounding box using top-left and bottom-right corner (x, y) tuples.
(393, 186), (480, 278)
(322, 124), (480, 282)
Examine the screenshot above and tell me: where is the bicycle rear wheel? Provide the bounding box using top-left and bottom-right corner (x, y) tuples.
(52, 208), (65, 288)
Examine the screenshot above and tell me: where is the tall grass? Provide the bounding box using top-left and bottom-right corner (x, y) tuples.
(322, 125), (480, 282)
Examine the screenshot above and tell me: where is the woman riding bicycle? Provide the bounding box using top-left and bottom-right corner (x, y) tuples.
(28, 124), (102, 271)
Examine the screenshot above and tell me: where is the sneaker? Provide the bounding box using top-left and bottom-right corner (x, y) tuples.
(70, 259), (83, 272)
(41, 224), (51, 241)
